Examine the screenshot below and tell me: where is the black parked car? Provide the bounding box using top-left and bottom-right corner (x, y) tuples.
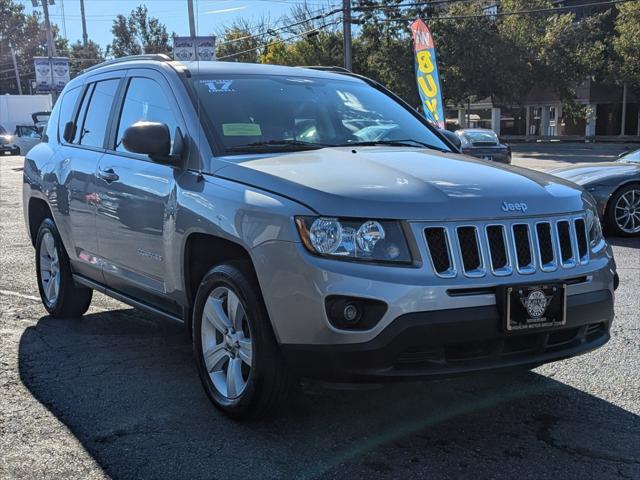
(457, 128), (511, 164)
(551, 148), (640, 236)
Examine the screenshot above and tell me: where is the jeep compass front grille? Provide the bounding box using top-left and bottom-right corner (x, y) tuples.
(423, 213), (590, 279)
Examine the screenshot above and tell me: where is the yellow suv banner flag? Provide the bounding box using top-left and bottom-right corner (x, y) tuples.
(410, 19), (445, 128)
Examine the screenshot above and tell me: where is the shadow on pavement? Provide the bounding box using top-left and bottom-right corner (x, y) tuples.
(607, 235), (640, 249)
(19, 309), (640, 480)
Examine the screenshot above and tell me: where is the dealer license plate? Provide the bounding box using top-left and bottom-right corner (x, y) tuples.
(499, 283), (566, 331)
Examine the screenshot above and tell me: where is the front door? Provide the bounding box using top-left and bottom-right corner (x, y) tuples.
(95, 72), (184, 313)
(56, 78), (121, 282)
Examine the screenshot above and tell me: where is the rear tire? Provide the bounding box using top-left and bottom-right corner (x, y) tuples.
(192, 263), (294, 419)
(35, 218), (92, 318)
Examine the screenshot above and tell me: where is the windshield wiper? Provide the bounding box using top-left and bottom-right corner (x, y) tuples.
(226, 139), (330, 152)
(341, 139), (449, 152)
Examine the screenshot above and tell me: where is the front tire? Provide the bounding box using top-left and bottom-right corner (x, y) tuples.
(35, 218), (92, 317)
(605, 184), (640, 236)
(193, 263), (294, 419)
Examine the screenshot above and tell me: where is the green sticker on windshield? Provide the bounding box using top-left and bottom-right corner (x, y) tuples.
(222, 123), (262, 136)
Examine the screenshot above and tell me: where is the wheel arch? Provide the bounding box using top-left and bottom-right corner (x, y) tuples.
(182, 232), (265, 332)
(27, 197), (53, 246)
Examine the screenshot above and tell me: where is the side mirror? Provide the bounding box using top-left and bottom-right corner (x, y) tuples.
(122, 121), (181, 165)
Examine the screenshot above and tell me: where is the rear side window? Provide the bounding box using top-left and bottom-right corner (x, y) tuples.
(75, 79), (119, 148)
(56, 86), (81, 143)
(115, 77), (178, 152)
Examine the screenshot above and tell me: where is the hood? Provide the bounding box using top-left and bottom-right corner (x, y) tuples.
(214, 147), (588, 220)
(550, 162), (639, 186)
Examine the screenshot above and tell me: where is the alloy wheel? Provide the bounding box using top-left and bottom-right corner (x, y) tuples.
(200, 286), (253, 400)
(39, 231), (60, 305)
(614, 188), (640, 234)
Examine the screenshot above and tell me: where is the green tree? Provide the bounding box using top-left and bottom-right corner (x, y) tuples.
(216, 18), (275, 63)
(69, 40), (104, 73)
(613, 2), (640, 87)
(261, 3), (343, 66)
(110, 5), (171, 58)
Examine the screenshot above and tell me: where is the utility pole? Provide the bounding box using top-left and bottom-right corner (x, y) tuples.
(620, 82), (628, 136)
(342, 0), (352, 71)
(10, 45), (23, 95)
(80, 0), (88, 48)
(38, 0), (57, 100)
(40, 0), (57, 58)
(187, 0), (197, 38)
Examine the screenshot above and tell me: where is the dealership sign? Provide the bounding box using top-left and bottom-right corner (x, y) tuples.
(34, 57), (70, 93)
(410, 19), (445, 128)
(173, 36), (216, 61)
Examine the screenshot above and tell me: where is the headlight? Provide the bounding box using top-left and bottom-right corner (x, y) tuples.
(295, 216), (412, 264)
(585, 206), (604, 249)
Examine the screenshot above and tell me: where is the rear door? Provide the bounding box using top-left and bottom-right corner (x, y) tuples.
(95, 69), (185, 313)
(54, 75), (122, 282)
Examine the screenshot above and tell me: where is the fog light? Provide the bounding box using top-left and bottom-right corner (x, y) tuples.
(343, 303), (360, 323)
(325, 295), (387, 330)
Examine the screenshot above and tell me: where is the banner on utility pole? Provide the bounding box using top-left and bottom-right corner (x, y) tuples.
(34, 57), (69, 93)
(173, 36), (216, 61)
(410, 19), (445, 128)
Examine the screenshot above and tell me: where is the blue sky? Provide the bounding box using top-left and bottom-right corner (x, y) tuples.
(20, 0), (338, 48)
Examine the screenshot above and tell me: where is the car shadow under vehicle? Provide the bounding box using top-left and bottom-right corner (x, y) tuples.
(19, 309), (640, 480)
(607, 235), (640, 249)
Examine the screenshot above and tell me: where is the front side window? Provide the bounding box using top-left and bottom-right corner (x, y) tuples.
(191, 75), (449, 155)
(76, 79), (119, 148)
(16, 126), (40, 138)
(115, 77), (178, 152)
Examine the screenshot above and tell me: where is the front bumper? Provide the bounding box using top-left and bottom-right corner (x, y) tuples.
(280, 289), (613, 382)
(467, 151), (511, 164)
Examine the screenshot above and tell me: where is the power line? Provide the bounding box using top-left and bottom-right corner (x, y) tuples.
(357, 0), (638, 22)
(353, 0), (477, 11)
(217, 4), (342, 47)
(217, 18), (342, 61)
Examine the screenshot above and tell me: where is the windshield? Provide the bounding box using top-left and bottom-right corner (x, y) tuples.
(191, 74), (449, 155)
(460, 130), (499, 145)
(619, 149), (640, 163)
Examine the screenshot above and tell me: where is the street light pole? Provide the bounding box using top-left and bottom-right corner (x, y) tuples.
(342, 0), (352, 71)
(187, 0), (197, 38)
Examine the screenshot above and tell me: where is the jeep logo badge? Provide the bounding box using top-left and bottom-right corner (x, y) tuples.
(501, 201), (528, 213)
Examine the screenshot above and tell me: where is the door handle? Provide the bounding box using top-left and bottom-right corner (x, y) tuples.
(98, 167), (119, 183)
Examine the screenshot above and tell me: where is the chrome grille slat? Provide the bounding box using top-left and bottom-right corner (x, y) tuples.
(423, 214), (589, 279)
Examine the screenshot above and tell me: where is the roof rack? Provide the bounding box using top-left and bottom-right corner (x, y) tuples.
(299, 65), (351, 73)
(82, 54), (174, 74)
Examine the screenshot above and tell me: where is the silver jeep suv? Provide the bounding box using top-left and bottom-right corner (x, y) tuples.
(23, 55), (617, 418)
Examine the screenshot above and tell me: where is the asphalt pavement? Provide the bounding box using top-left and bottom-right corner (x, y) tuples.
(1, 149), (639, 480)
